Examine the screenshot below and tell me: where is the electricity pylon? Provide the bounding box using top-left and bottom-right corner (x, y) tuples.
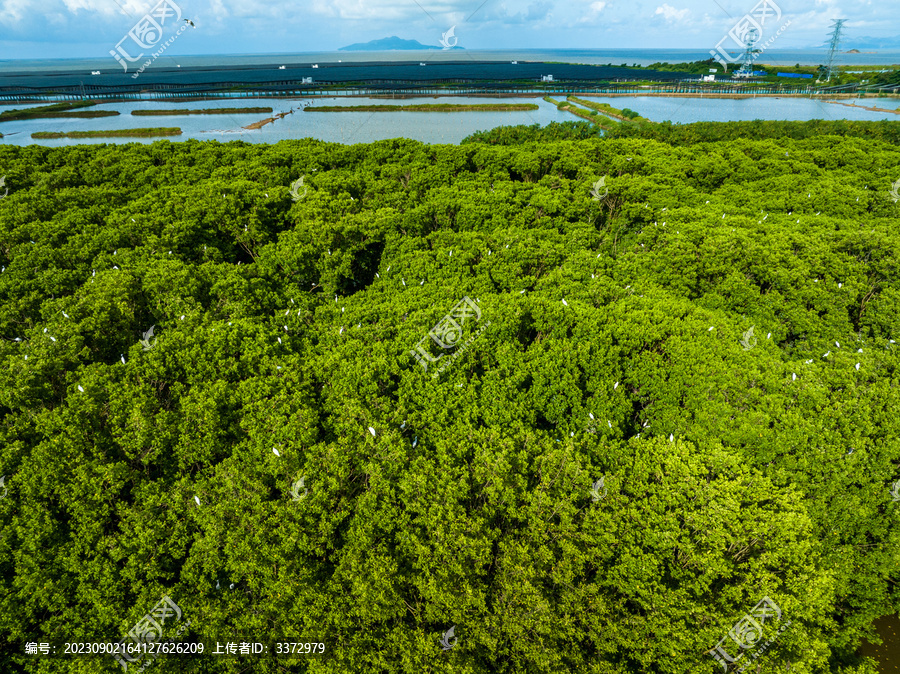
(734, 28), (760, 77)
(822, 19), (845, 82)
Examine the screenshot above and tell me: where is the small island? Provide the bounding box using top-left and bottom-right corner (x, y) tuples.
(132, 107), (273, 116)
(339, 35), (463, 51)
(31, 128), (182, 139)
(0, 101), (119, 122)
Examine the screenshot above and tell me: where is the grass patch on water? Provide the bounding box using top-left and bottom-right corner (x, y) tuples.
(32, 128), (182, 139)
(0, 102), (119, 122)
(132, 107), (273, 116)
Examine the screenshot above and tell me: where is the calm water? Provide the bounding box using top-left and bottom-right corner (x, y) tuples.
(860, 614), (900, 673)
(1, 95), (898, 146)
(0, 96), (568, 146)
(577, 95), (900, 124)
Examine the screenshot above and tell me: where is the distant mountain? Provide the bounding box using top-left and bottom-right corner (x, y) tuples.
(339, 36), (464, 51)
(839, 35), (900, 50)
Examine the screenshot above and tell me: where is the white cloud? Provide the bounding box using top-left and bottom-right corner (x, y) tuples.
(311, 0), (430, 21)
(655, 3), (689, 22)
(61, 0), (146, 16)
(0, 0), (897, 57)
(0, 0), (37, 24)
(573, 0), (607, 25)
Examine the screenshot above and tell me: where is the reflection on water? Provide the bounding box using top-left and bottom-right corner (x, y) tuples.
(860, 614), (900, 673)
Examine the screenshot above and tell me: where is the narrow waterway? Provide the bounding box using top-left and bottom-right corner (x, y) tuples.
(860, 614), (900, 673)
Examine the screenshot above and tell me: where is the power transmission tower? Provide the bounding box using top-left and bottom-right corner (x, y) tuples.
(734, 28), (760, 78)
(822, 19), (846, 82)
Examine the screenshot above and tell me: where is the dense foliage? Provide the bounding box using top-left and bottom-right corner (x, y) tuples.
(461, 120), (603, 144)
(462, 119), (900, 146)
(873, 69), (900, 87)
(1, 124), (899, 673)
(602, 118), (900, 144)
(644, 59), (724, 75)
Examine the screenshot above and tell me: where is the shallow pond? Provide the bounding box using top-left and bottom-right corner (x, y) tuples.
(1, 94), (897, 146)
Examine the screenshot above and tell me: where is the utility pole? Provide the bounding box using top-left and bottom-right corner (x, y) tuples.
(822, 19), (845, 83)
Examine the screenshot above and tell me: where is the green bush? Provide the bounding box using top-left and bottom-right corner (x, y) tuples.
(0, 129), (897, 673)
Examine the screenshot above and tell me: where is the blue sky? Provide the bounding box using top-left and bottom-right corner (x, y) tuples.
(0, 0), (897, 60)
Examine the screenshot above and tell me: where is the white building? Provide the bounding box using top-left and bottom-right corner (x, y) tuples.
(541, 74), (554, 82)
(301, 77), (313, 84)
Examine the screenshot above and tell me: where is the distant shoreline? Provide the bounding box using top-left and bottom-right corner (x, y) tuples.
(7, 92), (894, 107)
(3, 58), (896, 105)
